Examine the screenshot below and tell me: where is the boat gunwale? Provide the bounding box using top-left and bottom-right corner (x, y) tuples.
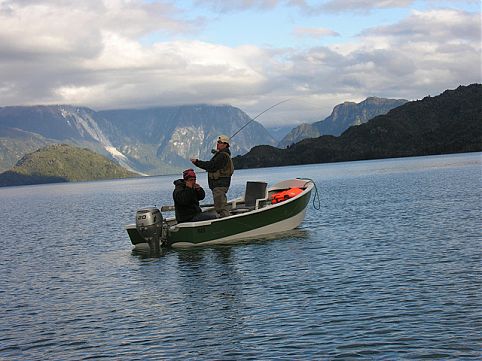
(171, 179), (314, 229)
(125, 179), (314, 231)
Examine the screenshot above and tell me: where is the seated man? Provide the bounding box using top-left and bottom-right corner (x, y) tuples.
(173, 169), (217, 223)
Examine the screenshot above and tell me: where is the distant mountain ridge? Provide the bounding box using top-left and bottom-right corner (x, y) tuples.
(0, 144), (137, 187)
(0, 104), (277, 175)
(278, 97), (408, 148)
(234, 84), (482, 169)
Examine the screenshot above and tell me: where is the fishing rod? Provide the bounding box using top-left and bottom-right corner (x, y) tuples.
(230, 98), (290, 140)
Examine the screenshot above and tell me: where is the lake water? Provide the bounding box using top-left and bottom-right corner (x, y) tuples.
(1, 153), (481, 360)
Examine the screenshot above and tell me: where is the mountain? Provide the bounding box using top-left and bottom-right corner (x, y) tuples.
(234, 84), (482, 169)
(278, 97), (408, 148)
(278, 123), (320, 148)
(0, 128), (52, 172)
(0, 104), (277, 175)
(0, 144), (137, 187)
(95, 104), (276, 174)
(266, 125), (295, 142)
(0, 105), (128, 173)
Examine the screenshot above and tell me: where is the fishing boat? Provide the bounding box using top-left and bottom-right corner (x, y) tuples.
(126, 178), (315, 250)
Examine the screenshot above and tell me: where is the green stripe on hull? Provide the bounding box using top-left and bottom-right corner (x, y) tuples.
(168, 189), (312, 246)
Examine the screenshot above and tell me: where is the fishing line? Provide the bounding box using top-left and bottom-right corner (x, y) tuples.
(230, 99), (290, 140)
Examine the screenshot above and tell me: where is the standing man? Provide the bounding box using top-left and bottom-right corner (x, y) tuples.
(191, 134), (234, 218)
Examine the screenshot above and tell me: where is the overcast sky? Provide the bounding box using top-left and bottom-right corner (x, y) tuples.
(0, 0), (480, 127)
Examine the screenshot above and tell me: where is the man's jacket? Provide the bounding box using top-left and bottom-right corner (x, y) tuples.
(173, 179), (206, 222)
(195, 148), (234, 189)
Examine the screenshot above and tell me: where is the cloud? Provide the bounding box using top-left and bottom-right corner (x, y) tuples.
(0, 0), (204, 104)
(293, 27), (340, 38)
(194, 0), (280, 12)
(320, 0), (415, 13)
(285, 9), (480, 94)
(361, 8), (480, 41)
(255, 8), (481, 123)
(193, 0), (417, 14)
(194, 0), (478, 14)
(0, 0), (200, 56)
(0, 1), (479, 127)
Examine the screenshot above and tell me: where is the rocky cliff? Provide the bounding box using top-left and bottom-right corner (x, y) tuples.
(278, 97), (408, 148)
(0, 104), (277, 175)
(234, 84), (482, 169)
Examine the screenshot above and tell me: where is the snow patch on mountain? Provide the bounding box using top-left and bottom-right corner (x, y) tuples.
(58, 106), (110, 145)
(105, 146), (128, 161)
(57, 106), (141, 174)
(105, 145), (146, 176)
(169, 126), (206, 158)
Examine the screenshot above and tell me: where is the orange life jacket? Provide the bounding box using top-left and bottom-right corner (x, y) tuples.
(271, 187), (303, 204)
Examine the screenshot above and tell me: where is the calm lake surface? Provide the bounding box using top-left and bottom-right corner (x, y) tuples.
(1, 153), (481, 360)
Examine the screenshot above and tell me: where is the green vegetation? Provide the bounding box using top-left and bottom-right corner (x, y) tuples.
(0, 129), (52, 172)
(0, 144), (138, 187)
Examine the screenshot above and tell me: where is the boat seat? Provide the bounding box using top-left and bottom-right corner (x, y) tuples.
(231, 181), (268, 214)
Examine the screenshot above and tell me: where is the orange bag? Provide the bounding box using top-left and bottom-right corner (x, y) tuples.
(271, 187), (303, 204)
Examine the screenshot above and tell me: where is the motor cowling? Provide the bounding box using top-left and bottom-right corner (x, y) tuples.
(135, 207), (162, 241)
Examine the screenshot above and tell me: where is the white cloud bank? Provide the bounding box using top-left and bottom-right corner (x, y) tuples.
(0, 0), (480, 126)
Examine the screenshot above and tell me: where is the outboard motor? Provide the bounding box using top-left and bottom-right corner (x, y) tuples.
(136, 207), (163, 256)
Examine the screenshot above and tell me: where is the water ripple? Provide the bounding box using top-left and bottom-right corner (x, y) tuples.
(1, 153), (481, 360)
